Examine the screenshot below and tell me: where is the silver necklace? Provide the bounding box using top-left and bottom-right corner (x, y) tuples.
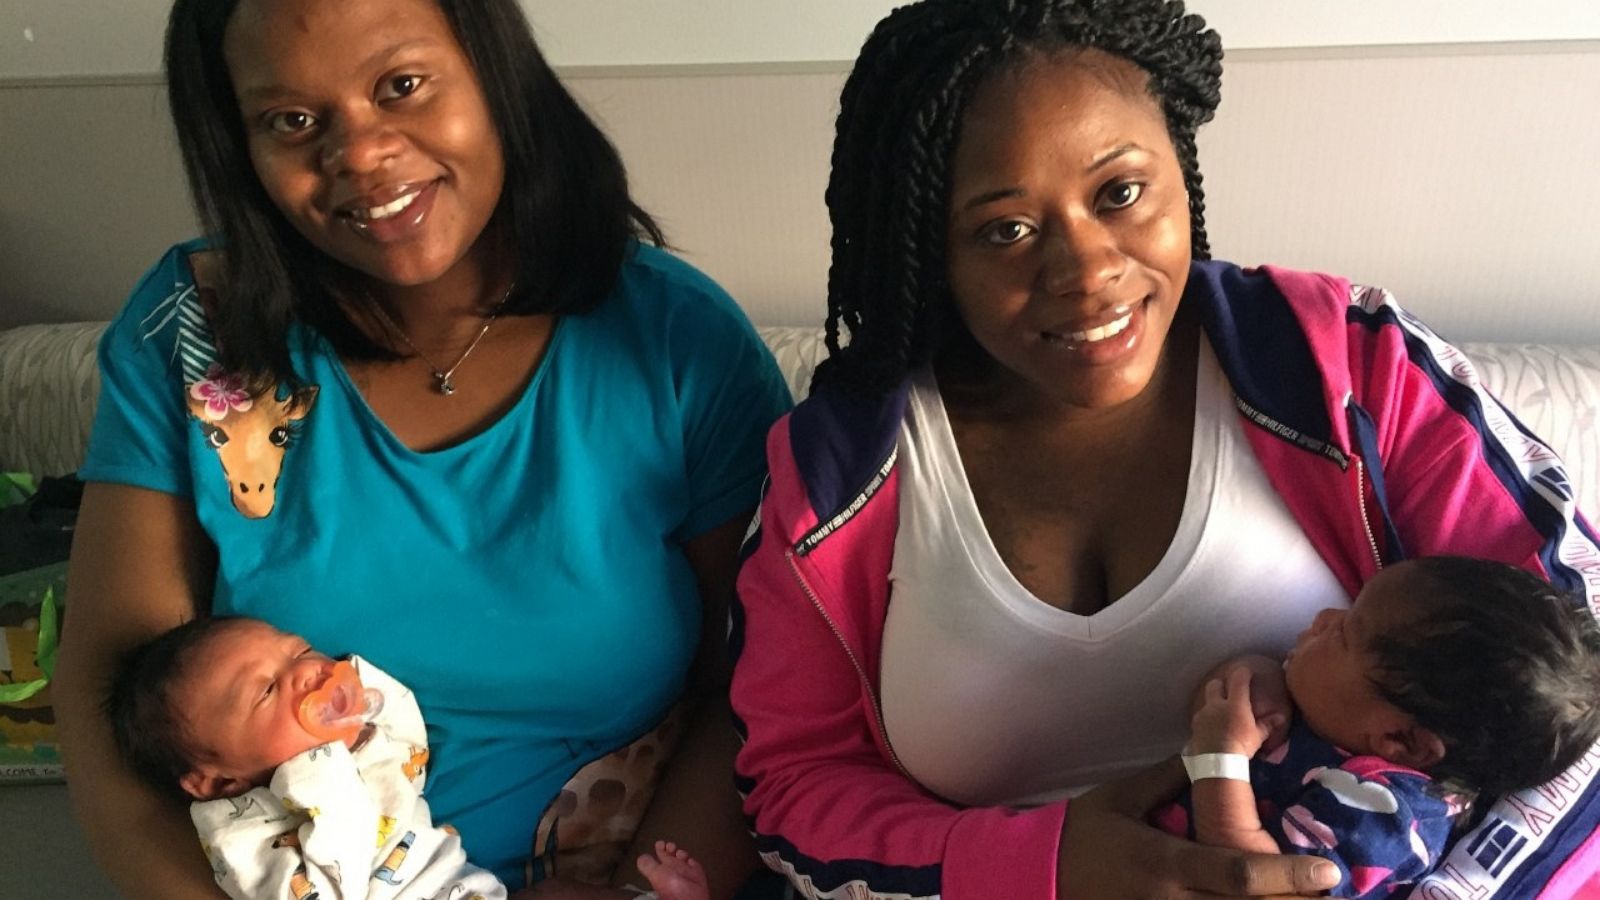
(368, 288), (511, 396)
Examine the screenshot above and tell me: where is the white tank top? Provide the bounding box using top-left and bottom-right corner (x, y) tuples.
(880, 338), (1348, 807)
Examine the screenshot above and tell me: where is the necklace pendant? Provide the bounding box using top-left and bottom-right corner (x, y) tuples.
(436, 374), (456, 396)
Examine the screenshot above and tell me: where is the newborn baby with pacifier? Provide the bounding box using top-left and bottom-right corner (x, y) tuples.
(106, 615), (705, 900)
(106, 616), (508, 898)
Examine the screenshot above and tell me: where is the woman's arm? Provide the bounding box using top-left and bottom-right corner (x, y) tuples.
(54, 483), (224, 900)
(611, 512), (758, 900)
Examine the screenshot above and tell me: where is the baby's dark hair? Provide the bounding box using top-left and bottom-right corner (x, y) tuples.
(104, 615), (246, 800)
(1369, 557), (1600, 799)
(815, 0), (1223, 396)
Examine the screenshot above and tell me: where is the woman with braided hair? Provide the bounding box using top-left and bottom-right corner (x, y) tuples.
(730, 0), (1600, 897)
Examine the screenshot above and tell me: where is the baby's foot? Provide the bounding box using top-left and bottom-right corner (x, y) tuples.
(637, 840), (708, 900)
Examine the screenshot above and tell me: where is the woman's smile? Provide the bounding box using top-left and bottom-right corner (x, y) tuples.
(1035, 296), (1151, 367)
(335, 179), (441, 244)
(1041, 303), (1134, 345)
(336, 179), (433, 222)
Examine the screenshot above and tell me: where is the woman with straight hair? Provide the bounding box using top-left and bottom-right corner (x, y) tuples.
(53, 1), (791, 897)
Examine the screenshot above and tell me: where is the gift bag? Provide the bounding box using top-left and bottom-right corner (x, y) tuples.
(0, 473), (75, 783)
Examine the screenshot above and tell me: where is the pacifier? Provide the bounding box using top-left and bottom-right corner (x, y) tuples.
(297, 660), (384, 744)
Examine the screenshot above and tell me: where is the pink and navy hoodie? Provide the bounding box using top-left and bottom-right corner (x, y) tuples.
(730, 261), (1600, 899)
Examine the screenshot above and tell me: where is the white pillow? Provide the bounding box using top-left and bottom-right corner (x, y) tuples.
(0, 322), (106, 478)
(1464, 342), (1600, 522)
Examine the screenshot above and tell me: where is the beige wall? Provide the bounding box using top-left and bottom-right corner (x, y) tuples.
(0, 79), (195, 328)
(2, 44), (1598, 342)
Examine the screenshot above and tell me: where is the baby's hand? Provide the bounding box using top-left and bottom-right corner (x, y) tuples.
(636, 840), (708, 900)
(1190, 667), (1270, 757)
(1247, 666), (1292, 753)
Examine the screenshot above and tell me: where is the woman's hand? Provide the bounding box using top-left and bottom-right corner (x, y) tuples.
(1058, 758), (1341, 898)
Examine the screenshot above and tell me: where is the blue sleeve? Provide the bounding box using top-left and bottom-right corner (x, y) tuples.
(1269, 767), (1455, 899)
(656, 255), (793, 541)
(78, 244), (199, 497)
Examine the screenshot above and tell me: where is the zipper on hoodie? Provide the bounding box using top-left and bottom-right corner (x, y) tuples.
(1354, 456), (1384, 572)
(1343, 392), (1385, 573)
(785, 548), (913, 781)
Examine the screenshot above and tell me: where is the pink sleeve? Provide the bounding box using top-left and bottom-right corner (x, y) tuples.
(1281, 272), (1600, 900)
(1358, 311), (1600, 899)
(1347, 285), (1598, 592)
(730, 422), (1068, 900)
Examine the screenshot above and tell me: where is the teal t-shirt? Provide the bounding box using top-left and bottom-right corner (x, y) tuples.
(81, 239), (792, 884)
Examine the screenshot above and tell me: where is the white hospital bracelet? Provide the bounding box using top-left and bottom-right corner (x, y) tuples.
(1181, 751), (1251, 783)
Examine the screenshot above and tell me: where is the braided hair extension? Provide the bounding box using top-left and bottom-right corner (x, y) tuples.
(815, 0), (1223, 397)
